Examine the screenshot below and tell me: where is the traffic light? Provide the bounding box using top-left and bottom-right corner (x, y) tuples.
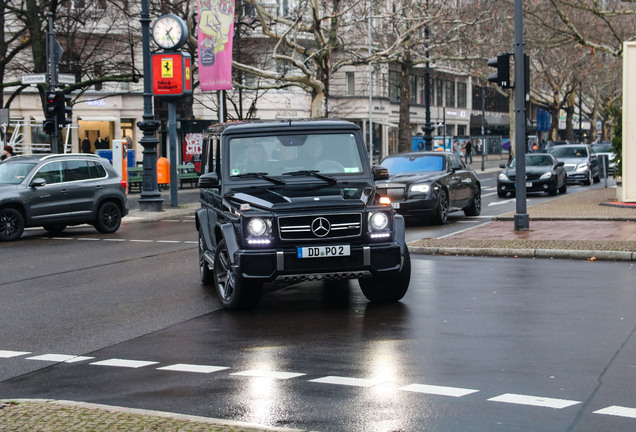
(487, 53), (510, 88)
(44, 92), (57, 135)
(57, 91), (72, 127)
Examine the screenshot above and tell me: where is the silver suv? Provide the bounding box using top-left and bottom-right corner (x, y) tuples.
(0, 153), (128, 241)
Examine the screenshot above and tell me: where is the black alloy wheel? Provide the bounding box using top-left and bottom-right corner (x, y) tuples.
(213, 239), (262, 310)
(0, 208), (25, 242)
(95, 202), (122, 233)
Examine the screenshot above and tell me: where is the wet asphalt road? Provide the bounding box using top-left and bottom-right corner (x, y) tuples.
(1, 177), (635, 432)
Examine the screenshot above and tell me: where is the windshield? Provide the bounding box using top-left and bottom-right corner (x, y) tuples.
(550, 146), (588, 158)
(382, 154), (444, 174)
(227, 133), (364, 177)
(592, 143), (613, 153)
(0, 162), (37, 184)
(510, 155), (554, 167)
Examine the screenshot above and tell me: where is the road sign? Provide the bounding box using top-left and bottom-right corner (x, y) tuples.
(58, 74), (76, 85)
(21, 74), (47, 85)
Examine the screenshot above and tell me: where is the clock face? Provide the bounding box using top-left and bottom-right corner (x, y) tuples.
(152, 15), (186, 50)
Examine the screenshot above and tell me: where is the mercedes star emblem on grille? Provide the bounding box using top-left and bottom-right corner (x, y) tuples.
(311, 217), (331, 237)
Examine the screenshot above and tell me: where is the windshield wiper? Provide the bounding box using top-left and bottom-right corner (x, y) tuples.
(282, 170), (337, 185)
(235, 172), (286, 185)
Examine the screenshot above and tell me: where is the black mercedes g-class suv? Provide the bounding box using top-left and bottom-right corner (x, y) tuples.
(196, 120), (410, 310)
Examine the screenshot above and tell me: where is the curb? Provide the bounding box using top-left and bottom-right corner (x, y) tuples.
(409, 246), (636, 261)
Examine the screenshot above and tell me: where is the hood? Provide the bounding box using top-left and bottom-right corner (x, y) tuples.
(505, 165), (552, 176)
(556, 157), (589, 165)
(226, 182), (373, 211)
(381, 171), (443, 184)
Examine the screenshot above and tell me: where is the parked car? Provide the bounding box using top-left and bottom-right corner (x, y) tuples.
(0, 153), (128, 241)
(375, 151), (481, 225)
(549, 144), (600, 185)
(591, 141), (616, 176)
(497, 153), (567, 198)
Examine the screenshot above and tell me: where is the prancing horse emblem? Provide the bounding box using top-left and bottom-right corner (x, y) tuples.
(311, 217), (330, 237)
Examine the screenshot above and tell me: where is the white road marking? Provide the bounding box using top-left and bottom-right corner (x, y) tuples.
(26, 354), (94, 363)
(488, 199), (515, 206)
(309, 376), (386, 387)
(77, 238), (100, 241)
(399, 383), (479, 397)
(231, 370), (306, 380)
(0, 350), (31, 358)
(488, 393), (581, 409)
(156, 240), (181, 243)
(128, 239), (154, 243)
(90, 359), (159, 368)
(594, 406), (636, 419)
(102, 238), (127, 242)
(482, 192), (498, 197)
(157, 364), (230, 374)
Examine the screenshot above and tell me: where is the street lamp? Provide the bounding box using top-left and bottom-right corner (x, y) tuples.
(422, 0), (434, 151)
(137, 0), (163, 211)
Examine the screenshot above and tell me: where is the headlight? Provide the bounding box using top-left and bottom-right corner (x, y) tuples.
(369, 212), (389, 231)
(247, 217), (270, 236)
(540, 172), (552, 179)
(410, 184), (430, 193)
(498, 173), (509, 181)
(576, 163), (589, 172)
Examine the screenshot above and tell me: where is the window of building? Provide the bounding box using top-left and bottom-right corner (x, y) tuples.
(419, 76), (426, 104)
(410, 75), (418, 103)
(389, 70), (400, 102)
(435, 79), (443, 106)
(457, 125), (466, 136)
(346, 72), (355, 96)
(457, 82), (467, 108)
(446, 81), (455, 108)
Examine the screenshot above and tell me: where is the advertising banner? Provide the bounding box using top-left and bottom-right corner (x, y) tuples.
(197, 0), (235, 91)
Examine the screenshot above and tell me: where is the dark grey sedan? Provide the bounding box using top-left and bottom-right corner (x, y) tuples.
(497, 153), (567, 197)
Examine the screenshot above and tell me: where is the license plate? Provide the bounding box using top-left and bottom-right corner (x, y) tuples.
(391, 202), (400, 209)
(526, 182), (532, 188)
(297, 245), (350, 258)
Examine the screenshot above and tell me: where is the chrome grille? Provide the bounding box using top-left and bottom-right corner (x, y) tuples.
(377, 187), (406, 202)
(278, 213), (362, 240)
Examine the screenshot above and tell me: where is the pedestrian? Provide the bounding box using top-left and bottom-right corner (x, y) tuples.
(1, 145), (14, 161)
(464, 140), (473, 164)
(81, 136), (92, 153)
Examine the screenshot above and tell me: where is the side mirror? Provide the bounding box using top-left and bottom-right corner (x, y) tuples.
(499, 163), (506, 169)
(372, 165), (389, 181)
(198, 172), (219, 188)
(557, 161), (565, 167)
(31, 178), (46, 188)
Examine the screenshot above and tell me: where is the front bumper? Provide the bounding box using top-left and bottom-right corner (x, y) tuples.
(565, 170), (589, 183)
(498, 178), (556, 194)
(233, 242), (403, 282)
(390, 197), (439, 218)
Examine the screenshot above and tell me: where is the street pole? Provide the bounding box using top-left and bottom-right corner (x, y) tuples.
(47, 12), (58, 153)
(138, 0), (163, 212)
(481, 86), (486, 171)
(513, 0), (529, 230)
(368, 0), (373, 164)
(168, 102), (178, 207)
(422, 0), (434, 151)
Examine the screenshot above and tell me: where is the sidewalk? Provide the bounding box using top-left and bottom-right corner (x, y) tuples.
(409, 186), (636, 261)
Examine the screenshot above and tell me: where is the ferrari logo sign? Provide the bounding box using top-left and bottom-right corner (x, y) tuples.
(161, 59), (173, 78)
(152, 53), (192, 99)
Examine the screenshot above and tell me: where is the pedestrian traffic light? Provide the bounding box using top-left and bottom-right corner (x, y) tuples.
(487, 53), (511, 88)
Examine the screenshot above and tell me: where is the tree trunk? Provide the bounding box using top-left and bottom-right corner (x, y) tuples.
(398, 57), (412, 153)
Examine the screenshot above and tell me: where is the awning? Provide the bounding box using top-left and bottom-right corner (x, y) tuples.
(470, 114), (510, 127)
(78, 116), (118, 122)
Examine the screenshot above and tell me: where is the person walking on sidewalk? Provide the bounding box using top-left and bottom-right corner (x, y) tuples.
(464, 140), (473, 164)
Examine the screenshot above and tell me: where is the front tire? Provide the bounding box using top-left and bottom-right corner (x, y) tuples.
(199, 230), (213, 285)
(464, 185), (481, 216)
(359, 248), (411, 303)
(433, 190), (449, 225)
(95, 202), (122, 233)
(0, 208), (25, 242)
(559, 181), (567, 194)
(214, 239), (262, 310)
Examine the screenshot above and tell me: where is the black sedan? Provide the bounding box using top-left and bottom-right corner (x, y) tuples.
(497, 153), (567, 198)
(375, 151), (481, 224)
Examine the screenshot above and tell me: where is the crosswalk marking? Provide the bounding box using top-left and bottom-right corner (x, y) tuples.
(231, 370), (306, 380)
(398, 383), (479, 397)
(90, 358), (159, 368)
(26, 354), (94, 363)
(594, 405), (636, 419)
(157, 364), (229, 374)
(309, 376), (386, 387)
(0, 350), (31, 358)
(488, 393), (581, 409)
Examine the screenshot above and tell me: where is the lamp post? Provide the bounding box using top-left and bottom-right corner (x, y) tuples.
(422, 0), (434, 151)
(137, 0), (163, 211)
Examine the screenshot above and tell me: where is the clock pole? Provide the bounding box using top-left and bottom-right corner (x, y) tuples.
(137, 0), (163, 211)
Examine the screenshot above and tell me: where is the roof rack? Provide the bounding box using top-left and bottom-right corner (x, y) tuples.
(40, 153), (101, 161)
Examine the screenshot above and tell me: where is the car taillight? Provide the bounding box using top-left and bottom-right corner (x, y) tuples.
(121, 180), (127, 190)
